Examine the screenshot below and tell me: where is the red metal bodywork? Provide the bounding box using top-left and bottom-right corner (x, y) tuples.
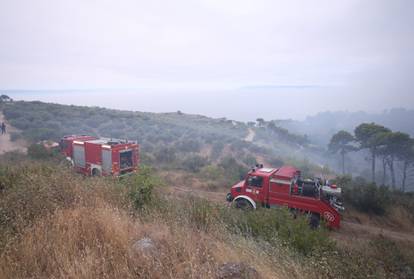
(60, 135), (139, 176)
(229, 166), (341, 228)
(60, 135), (97, 158)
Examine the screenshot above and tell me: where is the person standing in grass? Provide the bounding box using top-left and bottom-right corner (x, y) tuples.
(1, 122), (5, 135)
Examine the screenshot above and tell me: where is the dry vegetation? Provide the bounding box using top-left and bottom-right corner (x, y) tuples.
(2, 206), (246, 278)
(1, 157), (413, 279)
(0, 160), (304, 279)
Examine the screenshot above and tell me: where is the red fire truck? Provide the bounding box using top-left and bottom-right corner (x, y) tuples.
(60, 135), (139, 176)
(226, 165), (344, 228)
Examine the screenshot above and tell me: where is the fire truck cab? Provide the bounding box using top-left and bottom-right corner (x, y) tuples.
(60, 135), (139, 176)
(226, 165), (343, 228)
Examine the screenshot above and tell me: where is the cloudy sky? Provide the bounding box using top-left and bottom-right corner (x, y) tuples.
(0, 0), (413, 120)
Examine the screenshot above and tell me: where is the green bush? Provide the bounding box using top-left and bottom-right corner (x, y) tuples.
(198, 164), (239, 189)
(123, 165), (163, 209)
(27, 144), (54, 160)
(200, 165), (223, 180)
(338, 176), (391, 215)
(222, 208), (333, 255)
(219, 157), (246, 182)
(182, 155), (209, 172)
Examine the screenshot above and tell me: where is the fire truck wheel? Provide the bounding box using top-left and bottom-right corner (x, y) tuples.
(65, 157), (74, 167)
(309, 213), (320, 229)
(235, 199), (253, 210)
(92, 168), (101, 177)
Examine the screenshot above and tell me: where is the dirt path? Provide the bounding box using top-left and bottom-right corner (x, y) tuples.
(244, 128), (255, 142)
(0, 112), (27, 154)
(334, 220), (414, 243)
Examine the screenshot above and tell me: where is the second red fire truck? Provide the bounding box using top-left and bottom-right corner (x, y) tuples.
(226, 165), (344, 228)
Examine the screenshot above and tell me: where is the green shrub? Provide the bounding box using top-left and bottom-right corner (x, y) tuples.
(27, 144), (54, 160)
(338, 176), (391, 215)
(182, 155), (209, 172)
(219, 157), (246, 182)
(200, 165), (223, 180)
(123, 165), (163, 209)
(353, 184), (390, 215)
(222, 208), (333, 255)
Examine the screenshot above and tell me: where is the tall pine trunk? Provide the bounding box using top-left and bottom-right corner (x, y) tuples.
(388, 156), (396, 189)
(382, 156), (387, 185)
(401, 161), (408, 192)
(371, 151), (376, 183)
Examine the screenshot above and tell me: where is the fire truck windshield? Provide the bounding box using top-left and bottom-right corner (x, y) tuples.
(247, 176), (263, 188)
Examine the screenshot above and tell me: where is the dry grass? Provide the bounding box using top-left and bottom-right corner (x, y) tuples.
(2, 160), (412, 279)
(344, 206), (414, 233)
(0, 161), (301, 279)
(386, 206), (414, 231)
(1, 204), (215, 278)
(0, 201), (301, 279)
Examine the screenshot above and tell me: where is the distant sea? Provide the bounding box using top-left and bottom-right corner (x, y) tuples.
(7, 88), (318, 121)
(5, 87), (401, 122)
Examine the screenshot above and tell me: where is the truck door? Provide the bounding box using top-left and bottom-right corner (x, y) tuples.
(246, 175), (265, 202)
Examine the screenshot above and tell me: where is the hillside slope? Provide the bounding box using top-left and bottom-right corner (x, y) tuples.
(0, 112), (27, 154)
(0, 101), (331, 177)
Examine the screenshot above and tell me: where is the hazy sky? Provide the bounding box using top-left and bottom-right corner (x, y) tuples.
(1, 0), (413, 120)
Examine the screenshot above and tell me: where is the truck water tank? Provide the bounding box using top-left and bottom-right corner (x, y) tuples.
(302, 183), (317, 197)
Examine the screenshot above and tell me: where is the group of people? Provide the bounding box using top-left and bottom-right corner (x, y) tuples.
(1, 122), (6, 135)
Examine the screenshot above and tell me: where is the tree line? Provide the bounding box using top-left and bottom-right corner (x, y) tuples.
(329, 123), (414, 191)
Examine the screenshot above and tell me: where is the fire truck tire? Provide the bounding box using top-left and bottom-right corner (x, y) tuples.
(92, 168), (101, 177)
(235, 198), (253, 210)
(66, 157), (74, 167)
(309, 213), (320, 229)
